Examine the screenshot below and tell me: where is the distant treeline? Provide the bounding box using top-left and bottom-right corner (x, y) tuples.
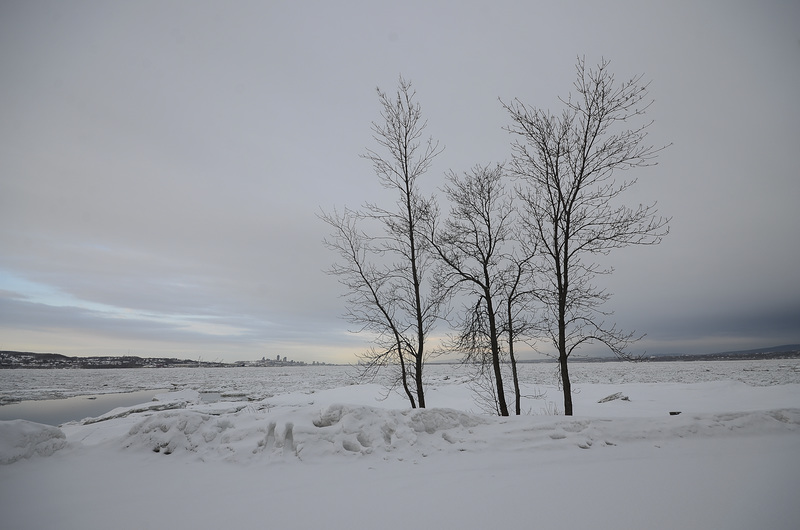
(644, 345), (800, 362)
(0, 351), (230, 369)
(472, 345), (800, 364)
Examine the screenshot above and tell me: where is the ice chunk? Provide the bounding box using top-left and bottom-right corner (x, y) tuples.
(153, 389), (202, 404)
(598, 392), (630, 403)
(0, 419), (67, 464)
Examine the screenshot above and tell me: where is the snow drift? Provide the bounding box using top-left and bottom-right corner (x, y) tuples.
(94, 404), (800, 463)
(0, 420), (66, 464)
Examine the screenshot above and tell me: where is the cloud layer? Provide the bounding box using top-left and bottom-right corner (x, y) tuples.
(1, 1), (798, 361)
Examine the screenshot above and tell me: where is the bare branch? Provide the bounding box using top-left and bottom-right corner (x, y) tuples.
(321, 77), (444, 408)
(504, 57), (670, 415)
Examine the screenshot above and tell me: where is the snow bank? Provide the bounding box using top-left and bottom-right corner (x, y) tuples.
(0, 420), (66, 464)
(31, 377), (799, 466)
(115, 402), (487, 462)
(108, 400), (800, 464)
(303, 404), (486, 458)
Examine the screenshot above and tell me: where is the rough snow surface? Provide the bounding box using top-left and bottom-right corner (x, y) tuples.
(46, 390), (799, 464)
(116, 404), (488, 461)
(0, 420), (66, 464)
(1, 362), (799, 529)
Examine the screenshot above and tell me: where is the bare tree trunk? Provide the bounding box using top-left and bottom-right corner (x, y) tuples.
(559, 219), (573, 416)
(507, 297), (521, 415)
(406, 175), (428, 409)
(397, 340), (416, 408)
(485, 292), (509, 416)
(414, 353), (425, 408)
(558, 345), (573, 416)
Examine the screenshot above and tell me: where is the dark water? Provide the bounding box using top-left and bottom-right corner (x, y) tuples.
(0, 389), (167, 426)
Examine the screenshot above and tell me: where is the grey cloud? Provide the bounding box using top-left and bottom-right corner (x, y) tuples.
(0, 289), (353, 354)
(1, 1), (798, 361)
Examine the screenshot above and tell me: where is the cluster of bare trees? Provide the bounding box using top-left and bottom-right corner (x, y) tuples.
(322, 59), (669, 416)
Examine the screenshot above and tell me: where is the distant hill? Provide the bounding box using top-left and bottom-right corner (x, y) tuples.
(645, 344), (800, 362)
(0, 351), (308, 369)
(0, 351), (228, 369)
(3, 345), (799, 369)
(519, 344), (800, 363)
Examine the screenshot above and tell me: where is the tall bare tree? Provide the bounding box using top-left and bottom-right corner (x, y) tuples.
(500, 250), (538, 415)
(429, 164), (534, 416)
(321, 208), (417, 406)
(504, 58), (670, 415)
(322, 77), (442, 408)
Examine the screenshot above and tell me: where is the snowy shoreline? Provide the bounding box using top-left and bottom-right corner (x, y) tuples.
(2, 361), (799, 529)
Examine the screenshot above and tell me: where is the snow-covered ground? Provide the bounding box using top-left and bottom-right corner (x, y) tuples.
(1, 360), (799, 529)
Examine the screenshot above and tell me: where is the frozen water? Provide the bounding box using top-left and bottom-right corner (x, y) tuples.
(2, 359), (799, 404)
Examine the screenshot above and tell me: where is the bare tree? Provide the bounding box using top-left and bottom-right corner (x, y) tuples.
(322, 76), (443, 408)
(499, 251), (538, 415)
(321, 208), (417, 406)
(503, 58), (670, 415)
(429, 164), (534, 416)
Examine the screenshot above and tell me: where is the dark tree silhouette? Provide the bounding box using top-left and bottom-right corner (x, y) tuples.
(322, 77), (443, 408)
(504, 58), (670, 415)
(429, 164), (535, 416)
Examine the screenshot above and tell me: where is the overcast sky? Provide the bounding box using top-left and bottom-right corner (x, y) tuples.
(1, 0), (798, 363)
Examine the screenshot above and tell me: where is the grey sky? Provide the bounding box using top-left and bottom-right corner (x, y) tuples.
(1, 0), (798, 363)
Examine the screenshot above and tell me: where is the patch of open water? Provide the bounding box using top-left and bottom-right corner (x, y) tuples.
(0, 389), (168, 426)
